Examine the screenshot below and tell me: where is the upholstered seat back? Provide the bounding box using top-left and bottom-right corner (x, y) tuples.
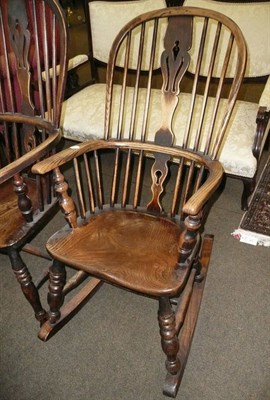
(89, 0), (167, 70)
(184, 0), (270, 78)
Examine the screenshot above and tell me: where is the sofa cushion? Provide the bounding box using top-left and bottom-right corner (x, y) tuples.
(61, 83), (258, 178)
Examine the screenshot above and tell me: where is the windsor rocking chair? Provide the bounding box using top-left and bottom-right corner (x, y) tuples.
(33, 6), (246, 397)
(0, 0), (68, 325)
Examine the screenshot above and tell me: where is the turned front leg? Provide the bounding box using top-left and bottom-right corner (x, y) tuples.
(48, 260), (66, 324)
(158, 297), (180, 376)
(8, 248), (48, 325)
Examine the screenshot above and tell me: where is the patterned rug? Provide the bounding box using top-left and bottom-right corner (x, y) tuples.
(232, 156), (270, 247)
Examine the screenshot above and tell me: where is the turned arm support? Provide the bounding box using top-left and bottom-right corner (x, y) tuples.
(53, 167), (78, 229)
(0, 114), (61, 184)
(182, 161), (223, 216)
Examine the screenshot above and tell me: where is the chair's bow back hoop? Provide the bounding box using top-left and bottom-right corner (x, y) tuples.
(103, 7), (246, 215)
(105, 7), (246, 161)
(62, 1), (263, 211)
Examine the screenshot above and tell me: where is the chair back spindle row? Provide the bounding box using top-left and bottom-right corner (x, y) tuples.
(62, 144), (211, 225)
(104, 8), (246, 160)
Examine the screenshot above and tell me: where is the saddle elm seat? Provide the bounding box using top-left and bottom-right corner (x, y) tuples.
(33, 136), (224, 397)
(47, 209), (184, 296)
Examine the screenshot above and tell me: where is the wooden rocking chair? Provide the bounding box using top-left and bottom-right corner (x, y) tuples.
(33, 6), (246, 397)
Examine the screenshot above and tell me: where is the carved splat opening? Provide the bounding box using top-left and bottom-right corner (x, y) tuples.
(173, 40), (180, 61)
(165, 55), (184, 93)
(155, 170), (163, 185)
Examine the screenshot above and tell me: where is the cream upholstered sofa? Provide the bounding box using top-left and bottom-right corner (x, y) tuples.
(60, 0), (270, 210)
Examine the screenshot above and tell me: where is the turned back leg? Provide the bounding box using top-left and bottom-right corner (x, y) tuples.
(48, 259), (66, 324)
(8, 248), (48, 325)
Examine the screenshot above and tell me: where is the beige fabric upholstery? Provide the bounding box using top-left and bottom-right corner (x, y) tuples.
(61, 83), (258, 177)
(89, 0), (167, 70)
(42, 54), (88, 80)
(184, 0), (270, 78)
(67, 54), (89, 70)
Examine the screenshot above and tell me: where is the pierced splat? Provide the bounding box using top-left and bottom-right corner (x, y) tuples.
(8, 0), (34, 116)
(147, 159), (169, 213)
(172, 40), (180, 61)
(155, 15), (192, 148)
(7, 0), (36, 155)
(148, 16), (193, 214)
(162, 16), (192, 95)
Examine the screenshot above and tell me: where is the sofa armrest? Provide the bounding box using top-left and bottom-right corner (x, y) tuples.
(41, 54), (88, 81)
(259, 75), (270, 108)
(253, 106), (270, 160)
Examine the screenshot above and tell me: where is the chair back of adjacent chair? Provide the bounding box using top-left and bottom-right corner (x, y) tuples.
(0, 0), (68, 124)
(102, 6), (246, 161)
(0, 0), (68, 213)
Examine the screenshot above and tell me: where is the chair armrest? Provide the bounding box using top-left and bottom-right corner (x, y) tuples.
(67, 54), (89, 71)
(0, 113), (61, 184)
(182, 159), (223, 216)
(32, 140), (224, 216)
(259, 75), (270, 108)
(32, 141), (102, 174)
(41, 54), (88, 81)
